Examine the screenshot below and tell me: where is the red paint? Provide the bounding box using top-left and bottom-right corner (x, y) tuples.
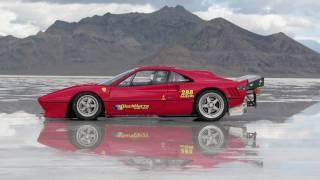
(38, 66), (250, 118)
(37, 121), (259, 169)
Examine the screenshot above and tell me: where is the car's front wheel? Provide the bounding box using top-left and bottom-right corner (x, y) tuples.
(72, 92), (102, 120)
(195, 90), (227, 121)
(69, 124), (104, 149)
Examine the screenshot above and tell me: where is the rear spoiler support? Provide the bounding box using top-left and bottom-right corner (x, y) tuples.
(246, 90), (257, 107)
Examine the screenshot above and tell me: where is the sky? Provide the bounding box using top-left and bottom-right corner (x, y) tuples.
(0, 0), (319, 43)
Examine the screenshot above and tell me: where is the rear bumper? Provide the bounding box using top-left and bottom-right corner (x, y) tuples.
(229, 75), (263, 116)
(228, 90), (260, 116)
(229, 97), (248, 116)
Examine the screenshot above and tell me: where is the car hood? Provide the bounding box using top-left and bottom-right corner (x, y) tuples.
(39, 83), (109, 103)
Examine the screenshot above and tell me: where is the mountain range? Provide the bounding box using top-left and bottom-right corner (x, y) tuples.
(0, 5), (319, 77)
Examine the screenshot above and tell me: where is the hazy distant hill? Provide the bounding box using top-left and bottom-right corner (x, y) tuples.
(0, 5), (319, 77)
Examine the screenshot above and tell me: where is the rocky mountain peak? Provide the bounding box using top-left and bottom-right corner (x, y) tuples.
(46, 20), (76, 34)
(158, 5), (188, 13)
(152, 5), (203, 22)
(0, 5), (319, 77)
(270, 32), (289, 39)
(210, 17), (232, 24)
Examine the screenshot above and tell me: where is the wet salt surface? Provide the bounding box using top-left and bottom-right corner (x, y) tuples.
(0, 76), (320, 180)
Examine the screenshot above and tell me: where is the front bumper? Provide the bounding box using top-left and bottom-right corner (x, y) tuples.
(38, 100), (69, 118)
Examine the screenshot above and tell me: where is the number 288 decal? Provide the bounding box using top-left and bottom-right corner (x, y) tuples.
(180, 89), (194, 98)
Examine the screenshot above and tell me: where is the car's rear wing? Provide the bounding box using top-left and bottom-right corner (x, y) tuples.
(234, 75), (264, 90)
(234, 75), (264, 107)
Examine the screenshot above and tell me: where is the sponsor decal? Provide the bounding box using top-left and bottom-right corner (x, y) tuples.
(115, 104), (149, 110)
(180, 145), (193, 155)
(114, 132), (149, 139)
(180, 89), (194, 98)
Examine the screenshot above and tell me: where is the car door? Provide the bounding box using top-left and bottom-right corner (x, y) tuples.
(163, 71), (195, 115)
(108, 70), (169, 116)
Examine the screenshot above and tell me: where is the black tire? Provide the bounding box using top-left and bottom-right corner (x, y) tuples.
(195, 90), (227, 121)
(69, 124), (104, 150)
(72, 92), (103, 120)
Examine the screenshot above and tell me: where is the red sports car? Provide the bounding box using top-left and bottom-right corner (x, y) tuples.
(38, 66), (264, 121)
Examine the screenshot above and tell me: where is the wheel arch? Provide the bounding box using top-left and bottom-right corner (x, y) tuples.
(193, 87), (229, 114)
(66, 91), (105, 118)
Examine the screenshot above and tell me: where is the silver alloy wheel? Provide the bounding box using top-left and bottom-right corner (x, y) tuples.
(198, 92), (224, 119)
(76, 95), (99, 117)
(76, 125), (99, 148)
(198, 125), (225, 153)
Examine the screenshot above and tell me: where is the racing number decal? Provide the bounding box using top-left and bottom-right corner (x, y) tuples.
(180, 145), (193, 155)
(180, 89), (194, 98)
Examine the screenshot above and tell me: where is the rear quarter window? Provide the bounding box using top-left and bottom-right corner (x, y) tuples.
(169, 72), (191, 83)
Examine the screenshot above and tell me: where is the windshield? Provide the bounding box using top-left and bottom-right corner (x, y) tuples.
(100, 68), (137, 85)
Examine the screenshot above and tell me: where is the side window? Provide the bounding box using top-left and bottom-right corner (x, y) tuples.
(132, 71), (155, 86)
(118, 70), (170, 86)
(169, 72), (191, 83)
(152, 71), (169, 84)
(118, 75), (134, 87)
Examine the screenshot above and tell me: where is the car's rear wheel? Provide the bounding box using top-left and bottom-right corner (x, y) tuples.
(195, 90), (227, 121)
(72, 92), (102, 120)
(193, 124), (226, 155)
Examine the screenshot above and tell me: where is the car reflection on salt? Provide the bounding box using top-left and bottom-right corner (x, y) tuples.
(37, 119), (262, 170)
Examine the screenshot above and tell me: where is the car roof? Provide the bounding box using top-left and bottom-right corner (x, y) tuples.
(136, 66), (179, 71)
(135, 66), (221, 81)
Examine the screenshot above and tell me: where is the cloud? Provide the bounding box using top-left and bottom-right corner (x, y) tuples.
(0, 8), (39, 37)
(195, 5), (316, 37)
(0, 1), (155, 38)
(200, 0), (320, 15)
(22, 0), (205, 11)
(18, 0), (320, 19)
